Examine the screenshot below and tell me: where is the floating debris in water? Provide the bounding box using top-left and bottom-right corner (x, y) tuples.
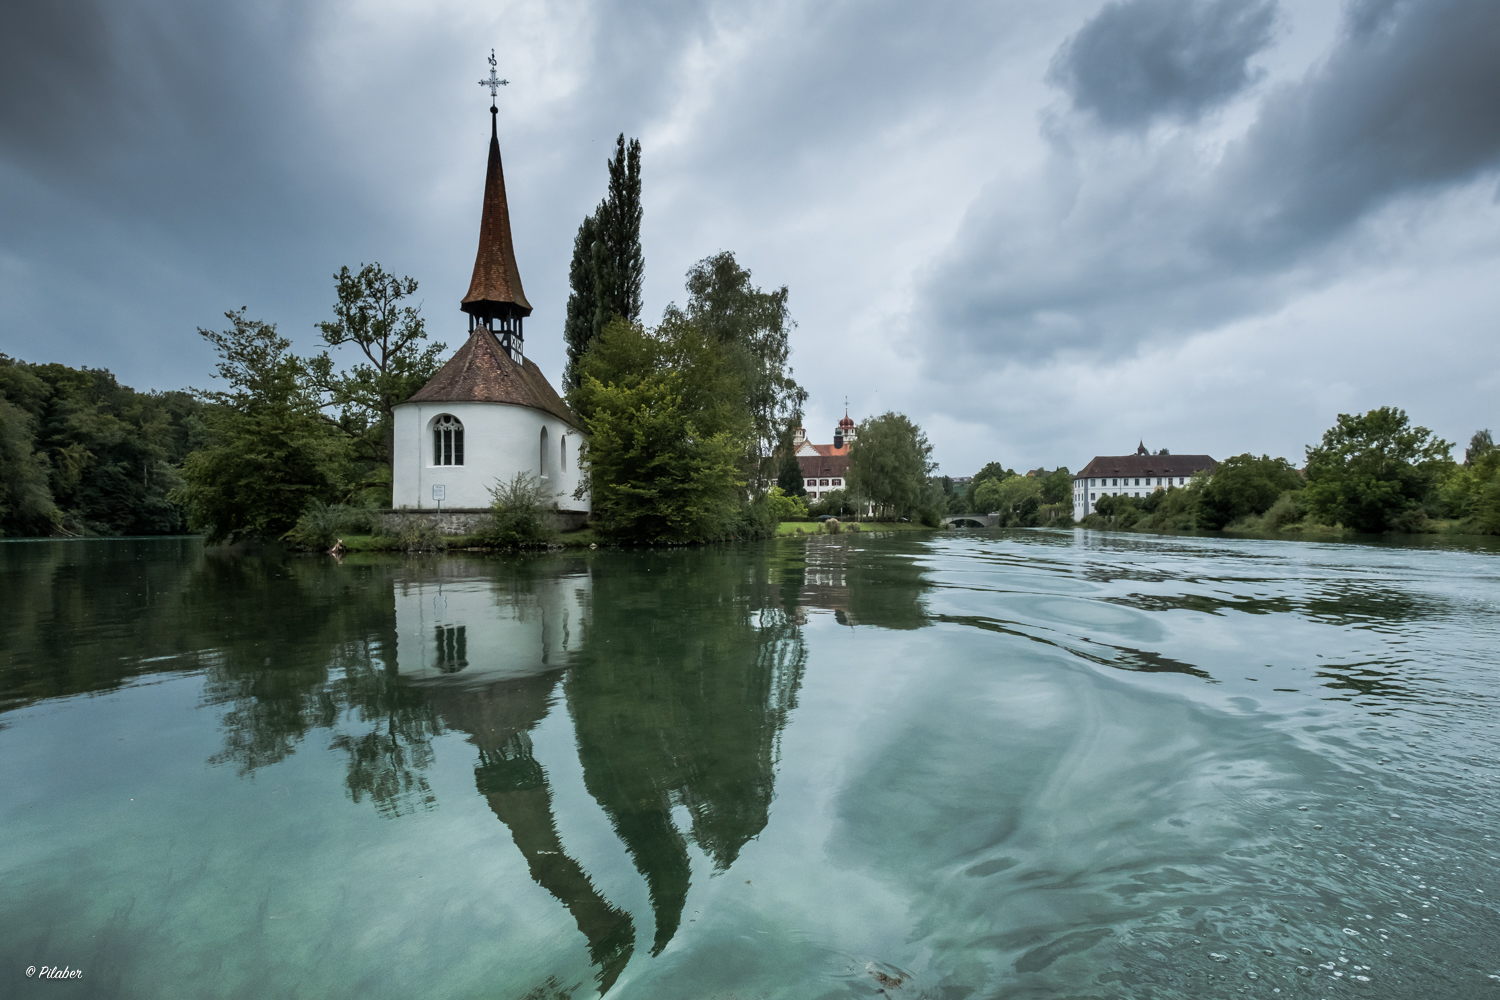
(1210, 953), (1229, 963)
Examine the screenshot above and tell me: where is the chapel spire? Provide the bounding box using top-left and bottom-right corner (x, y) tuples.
(463, 51), (531, 360)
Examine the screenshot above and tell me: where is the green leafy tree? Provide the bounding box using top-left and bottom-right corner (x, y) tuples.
(765, 485), (808, 522)
(1040, 468), (1072, 505)
(808, 488), (857, 518)
(1303, 407), (1453, 533)
(1439, 433), (1500, 531)
(965, 461), (1014, 511)
(847, 412), (936, 519)
(563, 136), (644, 391)
(975, 474), (1042, 518)
(176, 310), (354, 543)
(571, 318), (753, 542)
(0, 396), (58, 535)
(1195, 454), (1304, 530)
(308, 263), (445, 488)
(576, 373), (746, 542)
(1463, 429), (1494, 467)
(0, 354), (200, 536)
(677, 252), (806, 486)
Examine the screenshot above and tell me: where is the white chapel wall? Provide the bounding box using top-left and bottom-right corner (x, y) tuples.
(392, 400), (589, 512)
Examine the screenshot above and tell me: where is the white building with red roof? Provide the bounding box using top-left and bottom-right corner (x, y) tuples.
(1072, 443), (1216, 519)
(793, 412), (857, 501)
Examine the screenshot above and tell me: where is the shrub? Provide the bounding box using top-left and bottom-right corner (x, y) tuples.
(1196, 454), (1304, 530)
(1259, 490), (1307, 531)
(395, 516), (446, 553)
(766, 485), (809, 522)
(808, 488), (859, 519)
(284, 502), (381, 549)
(481, 472), (555, 549)
(721, 493), (777, 541)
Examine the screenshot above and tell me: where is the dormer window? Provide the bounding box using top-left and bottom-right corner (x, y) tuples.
(433, 414), (464, 466)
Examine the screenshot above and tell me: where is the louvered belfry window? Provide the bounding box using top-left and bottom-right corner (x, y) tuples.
(433, 414), (464, 466)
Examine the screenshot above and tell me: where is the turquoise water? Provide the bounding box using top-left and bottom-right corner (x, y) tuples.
(2, 531), (1498, 998)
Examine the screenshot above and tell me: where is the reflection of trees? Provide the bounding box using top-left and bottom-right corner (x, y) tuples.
(4, 540), (819, 990)
(199, 554), (446, 818)
(565, 548), (807, 955)
(426, 675), (635, 995)
(0, 538), (209, 713)
(793, 536), (930, 630)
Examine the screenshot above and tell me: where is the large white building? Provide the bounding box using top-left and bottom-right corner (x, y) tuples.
(1072, 443), (1217, 519)
(792, 413), (855, 502)
(391, 98), (588, 514)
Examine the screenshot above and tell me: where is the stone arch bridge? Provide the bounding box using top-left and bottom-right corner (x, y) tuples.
(942, 514), (1000, 528)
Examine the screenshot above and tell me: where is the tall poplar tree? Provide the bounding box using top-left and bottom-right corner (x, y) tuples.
(563, 135), (644, 392)
(563, 214), (600, 392)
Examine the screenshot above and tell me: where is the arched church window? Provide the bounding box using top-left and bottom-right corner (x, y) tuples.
(433, 414), (464, 466)
(560, 435), (567, 471)
(539, 426), (549, 478)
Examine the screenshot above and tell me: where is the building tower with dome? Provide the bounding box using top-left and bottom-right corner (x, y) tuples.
(390, 60), (588, 517)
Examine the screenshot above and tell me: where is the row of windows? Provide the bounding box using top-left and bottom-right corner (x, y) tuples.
(430, 414), (569, 475)
(1078, 476), (1185, 489)
(810, 478), (842, 488)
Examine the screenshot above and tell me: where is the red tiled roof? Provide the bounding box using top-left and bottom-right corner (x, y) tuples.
(461, 112), (531, 316)
(407, 328), (577, 427)
(1074, 454), (1216, 479)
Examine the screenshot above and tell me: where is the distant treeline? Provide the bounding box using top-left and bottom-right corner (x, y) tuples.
(0, 355), (203, 537)
(1079, 409), (1500, 537)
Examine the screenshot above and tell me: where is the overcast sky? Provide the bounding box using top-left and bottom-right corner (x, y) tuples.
(3, 0), (1497, 474)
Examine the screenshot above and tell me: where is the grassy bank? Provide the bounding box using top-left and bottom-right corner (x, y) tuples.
(330, 528), (603, 552)
(322, 520), (937, 552)
(1074, 515), (1496, 544)
(774, 520), (935, 536)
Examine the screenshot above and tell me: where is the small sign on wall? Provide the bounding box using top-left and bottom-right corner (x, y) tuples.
(431, 484), (446, 502)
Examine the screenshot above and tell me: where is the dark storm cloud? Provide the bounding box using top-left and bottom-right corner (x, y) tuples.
(0, 0), (382, 384)
(1213, 0), (1500, 259)
(1048, 0), (1277, 128)
(923, 0), (1500, 365)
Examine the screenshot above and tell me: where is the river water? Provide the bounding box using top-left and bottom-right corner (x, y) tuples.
(2, 531), (1498, 999)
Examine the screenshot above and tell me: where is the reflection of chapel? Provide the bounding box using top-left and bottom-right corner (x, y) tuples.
(793, 410), (856, 502)
(391, 89), (587, 514)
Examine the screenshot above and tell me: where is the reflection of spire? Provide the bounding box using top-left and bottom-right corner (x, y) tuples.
(426, 676), (634, 994)
(478, 731), (635, 990)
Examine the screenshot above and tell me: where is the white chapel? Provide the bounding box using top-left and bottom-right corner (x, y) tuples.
(391, 90), (587, 515)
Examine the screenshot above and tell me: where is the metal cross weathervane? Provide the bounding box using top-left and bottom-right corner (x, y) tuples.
(479, 49), (508, 104)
